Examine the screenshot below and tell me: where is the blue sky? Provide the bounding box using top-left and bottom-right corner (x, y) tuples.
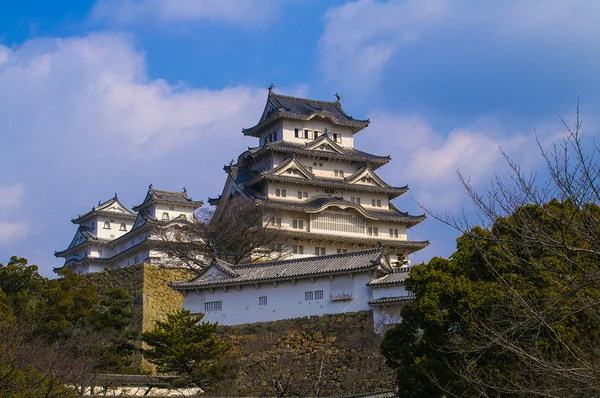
(1, 0), (599, 276)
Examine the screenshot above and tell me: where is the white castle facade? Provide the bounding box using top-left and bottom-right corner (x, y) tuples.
(54, 187), (202, 274)
(55, 88), (428, 330)
(176, 88), (428, 330)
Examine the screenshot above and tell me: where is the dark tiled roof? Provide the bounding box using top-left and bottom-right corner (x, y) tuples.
(133, 187), (203, 211)
(256, 196), (425, 225)
(241, 140), (390, 167)
(243, 91), (370, 137)
(207, 257), (240, 278)
(367, 269), (410, 286)
(281, 229), (429, 251)
(246, 170), (408, 199)
(54, 226), (111, 257)
(368, 296), (414, 306)
(71, 194), (136, 224)
(172, 248), (387, 290)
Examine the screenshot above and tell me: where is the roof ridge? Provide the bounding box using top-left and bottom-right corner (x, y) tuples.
(231, 247), (382, 269)
(271, 92), (340, 106)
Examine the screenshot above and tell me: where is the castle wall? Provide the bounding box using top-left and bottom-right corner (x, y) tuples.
(182, 272), (373, 326)
(215, 310), (396, 396)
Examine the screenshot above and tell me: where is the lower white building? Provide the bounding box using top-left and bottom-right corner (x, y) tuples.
(171, 247), (412, 332)
(54, 186), (203, 274)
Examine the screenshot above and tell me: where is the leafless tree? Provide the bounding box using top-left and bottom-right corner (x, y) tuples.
(423, 104), (600, 397)
(155, 197), (288, 271)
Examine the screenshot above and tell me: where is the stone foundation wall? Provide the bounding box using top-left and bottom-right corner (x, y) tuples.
(214, 311), (396, 397)
(83, 267), (395, 395)
(83, 264), (195, 372)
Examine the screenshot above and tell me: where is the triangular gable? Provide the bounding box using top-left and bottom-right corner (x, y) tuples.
(305, 135), (346, 154)
(345, 166), (390, 188)
(271, 157), (316, 180)
(97, 197), (135, 215)
(193, 259), (239, 282)
(131, 213), (148, 231)
(66, 229), (88, 250)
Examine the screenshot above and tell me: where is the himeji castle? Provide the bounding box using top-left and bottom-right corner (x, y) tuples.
(208, 87), (428, 266)
(54, 187), (203, 274)
(174, 88), (429, 330)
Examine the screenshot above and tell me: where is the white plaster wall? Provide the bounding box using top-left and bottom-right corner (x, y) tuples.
(259, 124), (284, 146)
(364, 221), (408, 240)
(299, 157), (362, 180)
(153, 204), (198, 222)
(281, 119), (354, 148)
(182, 272), (373, 326)
(95, 216), (134, 240)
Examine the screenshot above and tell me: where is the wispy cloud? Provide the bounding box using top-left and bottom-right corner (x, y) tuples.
(0, 33), (267, 271)
(319, 0), (600, 93)
(0, 184), (28, 247)
(91, 0), (282, 26)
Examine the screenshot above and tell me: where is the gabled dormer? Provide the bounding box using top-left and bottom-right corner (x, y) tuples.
(133, 185), (203, 221)
(268, 157), (316, 180)
(71, 194), (136, 225)
(189, 258), (239, 283)
(345, 166), (391, 188)
(305, 134), (347, 154)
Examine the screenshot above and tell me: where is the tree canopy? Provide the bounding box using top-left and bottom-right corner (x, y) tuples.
(382, 110), (600, 397)
(141, 309), (232, 389)
(0, 257), (137, 396)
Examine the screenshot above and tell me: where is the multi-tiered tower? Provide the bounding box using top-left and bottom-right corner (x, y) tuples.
(209, 88), (428, 265)
(54, 187), (203, 274)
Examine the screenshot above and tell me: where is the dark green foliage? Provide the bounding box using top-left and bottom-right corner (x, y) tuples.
(381, 200), (600, 397)
(0, 256), (137, 395)
(142, 309), (232, 389)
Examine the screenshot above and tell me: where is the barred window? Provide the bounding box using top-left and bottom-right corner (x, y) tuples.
(315, 290), (324, 300)
(293, 245), (304, 254)
(259, 296), (267, 306)
(305, 291), (314, 301)
(119, 223), (127, 231)
(205, 301), (222, 312)
(311, 212), (364, 234)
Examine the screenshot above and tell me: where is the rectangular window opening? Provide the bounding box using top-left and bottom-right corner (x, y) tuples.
(205, 301), (222, 312)
(315, 290), (324, 300)
(259, 296), (267, 306)
(305, 291), (314, 301)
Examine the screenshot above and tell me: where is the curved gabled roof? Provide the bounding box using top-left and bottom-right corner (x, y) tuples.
(133, 186), (203, 211)
(54, 226), (111, 257)
(256, 195), (426, 226)
(237, 140), (391, 170)
(243, 90), (370, 137)
(71, 194), (136, 224)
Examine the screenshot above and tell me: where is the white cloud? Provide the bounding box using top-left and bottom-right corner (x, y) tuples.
(0, 184), (27, 246)
(0, 222), (28, 247)
(0, 184), (25, 213)
(91, 0), (282, 26)
(320, 0), (446, 88)
(0, 33), (269, 270)
(0, 33), (264, 156)
(319, 0), (600, 90)
(364, 112), (531, 210)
